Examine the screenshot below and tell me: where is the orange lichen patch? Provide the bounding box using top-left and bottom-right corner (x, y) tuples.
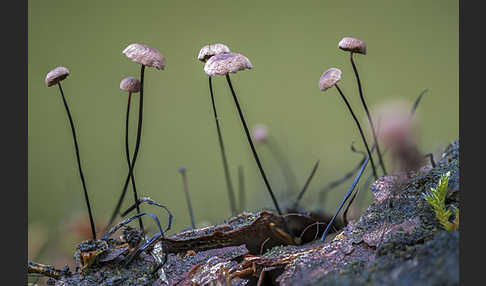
(98, 243), (130, 263)
(230, 264), (256, 279)
(75, 240), (109, 271)
(28, 261), (65, 280)
(268, 222), (295, 245)
(184, 250), (196, 257)
(81, 250), (102, 269)
(333, 231), (347, 241)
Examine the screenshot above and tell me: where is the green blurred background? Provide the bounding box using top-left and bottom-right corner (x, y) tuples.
(28, 0), (458, 269)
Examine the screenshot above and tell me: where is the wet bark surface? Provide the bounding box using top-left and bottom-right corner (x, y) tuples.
(36, 139), (459, 286)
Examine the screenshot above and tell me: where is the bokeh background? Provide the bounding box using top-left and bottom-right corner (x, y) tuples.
(28, 0), (458, 274)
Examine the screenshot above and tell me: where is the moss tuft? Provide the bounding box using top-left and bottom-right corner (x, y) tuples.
(423, 171), (459, 231)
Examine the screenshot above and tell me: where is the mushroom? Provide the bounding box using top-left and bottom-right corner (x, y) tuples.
(251, 124), (268, 143)
(122, 43), (166, 70)
(338, 37), (387, 176)
(198, 43), (231, 62)
(319, 67), (378, 180)
(108, 43), (166, 232)
(204, 52), (283, 215)
(375, 101), (424, 174)
(45, 66), (97, 240)
(197, 43), (237, 216)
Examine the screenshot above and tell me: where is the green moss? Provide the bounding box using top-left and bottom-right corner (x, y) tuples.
(423, 171), (459, 231)
(262, 245), (285, 257)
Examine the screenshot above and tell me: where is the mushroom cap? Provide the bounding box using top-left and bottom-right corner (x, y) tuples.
(252, 124), (268, 143)
(204, 52), (253, 76)
(318, 68), (342, 91)
(338, 37), (367, 54)
(374, 101), (418, 148)
(120, 77), (141, 93)
(198, 43), (231, 62)
(45, 66), (70, 87)
(122, 43), (166, 70)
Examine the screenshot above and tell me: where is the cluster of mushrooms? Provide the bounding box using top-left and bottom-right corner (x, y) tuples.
(44, 37), (392, 242)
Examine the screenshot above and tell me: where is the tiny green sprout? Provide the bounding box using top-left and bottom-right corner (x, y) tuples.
(423, 171), (459, 231)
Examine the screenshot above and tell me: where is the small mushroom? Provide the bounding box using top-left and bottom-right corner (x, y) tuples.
(45, 66), (70, 87)
(45, 66), (97, 240)
(319, 67), (378, 180)
(338, 37), (387, 176)
(375, 101), (424, 173)
(119, 76), (141, 93)
(198, 43), (231, 62)
(338, 37), (367, 54)
(198, 43), (237, 216)
(207, 52), (282, 215)
(252, 125), (268, 143)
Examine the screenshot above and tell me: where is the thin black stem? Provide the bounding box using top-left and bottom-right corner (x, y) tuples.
(238, 165), (246, 212)
(58, 82), (96, 240)
(409, 89), (428, 120)
(350, 53), (387, 176)
(124, 92), (142, 231)
(293, 160), (320, 209)
(335, 83), (377, 180)
(425, 153), (436, 168)
(225, 74), (282, 215)
(208, 76), (237, 216)
(106, 66), (146, 233)
(129, 65), (146, 232)
(342, 183), (361, 226)
(179, 168), (196, 229)
(321, 151), (369, 241)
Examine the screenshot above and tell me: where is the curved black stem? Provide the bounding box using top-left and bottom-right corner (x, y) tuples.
(208, 76), (237, 215)
(409, 89), (428, 120)
(125, 93), (133, 185)
(335, 83), (377, 180)
(424, 153), (436, 168)
(107, 65), (146, 233)
(225, 74), (282, 215)
(321, 152), (369, 241)
(58, 82), (96, 240)
(349, 53), (387, 176)
(125, 92), (143, 232)
(120, 197), (173, 234)
(179, 168), (196, 228)
(128, 65), (145, 232)
(342, 183), (361, 226)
